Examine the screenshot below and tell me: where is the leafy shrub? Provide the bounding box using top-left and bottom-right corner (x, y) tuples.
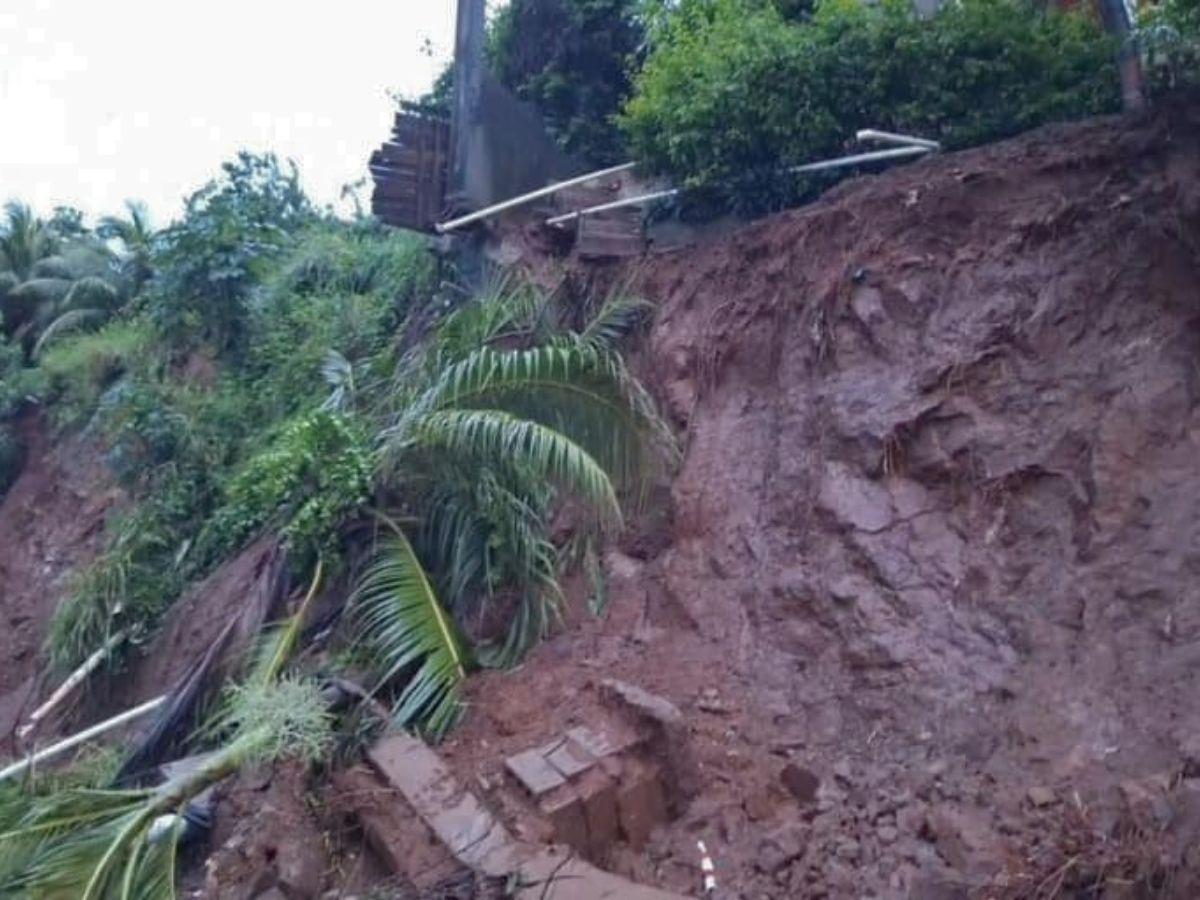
(490, 0), (644, 163)
(0, 332), (28, 417)
(198, 410), (373, 564)
(147, 152), (315, 356)
(418, 0), (644, 163)
(621, 0), (1120, 213)
(1141, 0), (1200, 90)
(47, 509), (176, 671)
(245, 223), (434, 420)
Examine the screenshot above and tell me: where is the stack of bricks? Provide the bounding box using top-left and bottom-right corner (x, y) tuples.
(504, 725), (669, 864)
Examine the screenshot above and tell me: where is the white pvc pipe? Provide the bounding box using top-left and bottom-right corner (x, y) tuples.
(17, 631), (128, 741)
(856, 129), (942, 151)
(790, 144), (933, 174)
(545, 187), (680, 227)
(0, 694), (166, 783)
(435, 161), (636, 234)
(543, 145), (935, 228)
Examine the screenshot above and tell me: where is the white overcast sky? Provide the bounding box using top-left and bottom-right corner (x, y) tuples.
(0, 1), (458, 225)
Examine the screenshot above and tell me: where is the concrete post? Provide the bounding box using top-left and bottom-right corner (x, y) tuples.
(451, 0), (487, 203)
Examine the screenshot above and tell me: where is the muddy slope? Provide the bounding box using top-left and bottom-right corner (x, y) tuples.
(0, 414), (121, 746)
(444, 105), (1200, 898)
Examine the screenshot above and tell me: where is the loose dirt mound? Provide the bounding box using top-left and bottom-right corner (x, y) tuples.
(443, 104), (1200, 897)
(0, 413), (122, 746)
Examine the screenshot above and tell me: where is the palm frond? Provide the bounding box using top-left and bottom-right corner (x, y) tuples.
(431, 277), (549, 365)
(3, 679), (330, 898)
(8, 277), (72, 306)
(352, 518), (468, 740)
(573, 295), (652, 354)
(414, 408), (622, 529)
(32, 308), (108, 358)
(61, 276), (122, 313)
(0, 202), (56, 280)
(30, 255), (74, 280)
(254, 558), (324, 687)
(320, 350), (355, 412)
(416, 344), (676, 496)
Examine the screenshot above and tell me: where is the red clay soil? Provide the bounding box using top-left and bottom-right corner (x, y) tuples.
(439, 103), (1200, 898)
(0, 412), (122, 748)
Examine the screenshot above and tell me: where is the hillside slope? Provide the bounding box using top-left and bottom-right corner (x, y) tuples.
(443, 104), (1200, 897)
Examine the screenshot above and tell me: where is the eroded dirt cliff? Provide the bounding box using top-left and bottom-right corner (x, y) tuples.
(442, 103), (1200, 897)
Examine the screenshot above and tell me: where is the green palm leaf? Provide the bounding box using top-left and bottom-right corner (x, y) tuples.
(30, 255), (74, 280)
(418, 344), (675, 493)
(414, 408), (623, 529)
(32, 308), (108, 358)
(572, 295), (652, 354)
(61, 276), (121, 313)
(352, 519), (467, 740)
(8, 277), (72, 306)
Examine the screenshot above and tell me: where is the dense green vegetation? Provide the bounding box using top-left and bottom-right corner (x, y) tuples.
(0, 139), (670, 708)
(418, 0), (645, 164)
(0, 136), (673, 887)
(621, 0), (1122, 212)
(489, 0), (644, 163)
(416, 0), (1198, 215)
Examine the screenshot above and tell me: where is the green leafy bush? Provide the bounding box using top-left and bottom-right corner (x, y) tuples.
(1141, 0), (1200, 90)
(490, 0), (644, 163)
(147, 152), (315, 356)
(621, 0), (1120, 213)
(245, 223), (434, 420)
(47, 509), (176, 671)
(199, 410), (373, 564)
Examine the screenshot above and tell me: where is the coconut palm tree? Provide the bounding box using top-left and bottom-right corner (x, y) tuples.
(0, 201), (56, 281)
(351, 287), (674, 737)
(0, 202), (130, 359)
(98, 201), (156, 296)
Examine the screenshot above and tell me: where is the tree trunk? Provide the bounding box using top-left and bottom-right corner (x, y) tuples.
(1098, 0), (1147, 111)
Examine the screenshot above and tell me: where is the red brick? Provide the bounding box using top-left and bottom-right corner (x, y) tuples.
(539, 786), (588, 854)
(616, 760), (668, 848)
(575, 768), (619, 862)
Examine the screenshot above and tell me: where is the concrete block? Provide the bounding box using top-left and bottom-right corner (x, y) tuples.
(545, 737), (596, 780)
(507, 747), (567, 796)
(567, 724), (639, 759)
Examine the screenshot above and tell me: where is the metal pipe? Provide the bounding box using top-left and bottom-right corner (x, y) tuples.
(791, 145), (933, 174)
(435, 161), (637, 234)
(0, 694), (166, 783)
(855, 129), (941, 151)
(545, 187), (680, 228)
